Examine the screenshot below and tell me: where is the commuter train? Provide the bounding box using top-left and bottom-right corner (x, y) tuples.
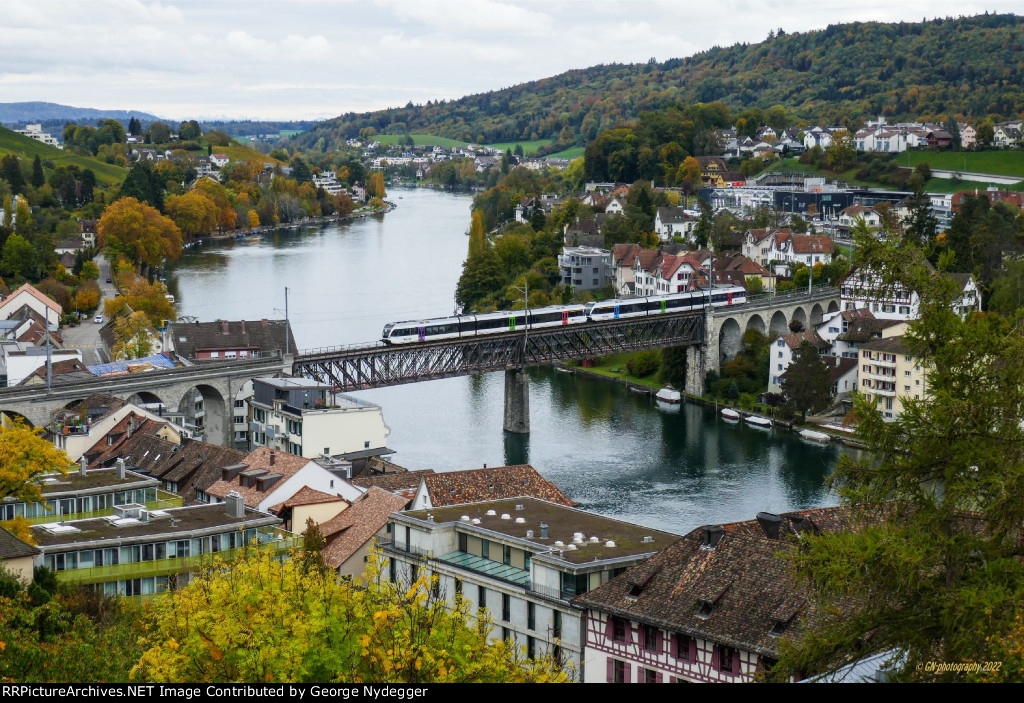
(381, 285), (747, 345)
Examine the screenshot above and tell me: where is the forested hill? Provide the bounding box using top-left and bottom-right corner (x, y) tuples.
(295, 13), (1023, 153)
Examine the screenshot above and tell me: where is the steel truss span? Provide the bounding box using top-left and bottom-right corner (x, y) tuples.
(293, 313), (705, 391)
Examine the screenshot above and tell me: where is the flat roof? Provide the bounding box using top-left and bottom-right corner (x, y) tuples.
(30, 503), (281, 548)
(20, 468), (159, 498)
(402, 497), (680, 565)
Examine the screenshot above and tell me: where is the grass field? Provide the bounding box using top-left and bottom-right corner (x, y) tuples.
(0, 126), (126, 187)
(215, 143), (285, 165)
(547, 146), (585, 160)
(896, 150), (1024, 178)
(374, 134), (470, 148)
(483, 139), (553, 156)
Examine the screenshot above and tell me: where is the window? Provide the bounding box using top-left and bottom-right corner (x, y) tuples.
(502, 627), (511, 642)
(527, 636), (535, 659)
(458, 532), (468, 552)
(502, 593), (511, 621)
(234, 400), (245, 408)
(481, 540), (490, 560)
(553, 610), (561, 638)
(528, 602), (536, 630)
(644, 624), (658, 652)
(503, 544), (512, 565)
(644, 668), (658, 684)
(364, 440), (370, 448)
(718, 645), (736, 673)
(478, 585), (486, 612)
(454, 578), (462, 598)
(612, 659), (627, 684)
(674, 634), (692, 661)
(612, 616), (626, 643)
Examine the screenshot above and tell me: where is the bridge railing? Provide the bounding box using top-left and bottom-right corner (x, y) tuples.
(298, 341), (385, 358)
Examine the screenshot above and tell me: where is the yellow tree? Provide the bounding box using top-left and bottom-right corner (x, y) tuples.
(105, 277), (175, 328)
(0, 422), (72, 504)
(132, 548), (568, 684)
(247, 209), (260, 229)
(367, 171), (386, 200)
(164, 191), (218, 242)
(112, 310), (155, 360)
(98, 197), (182, 271)
(468, 209), (487, 258)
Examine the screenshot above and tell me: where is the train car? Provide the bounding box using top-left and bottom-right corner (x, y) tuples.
(586, 286), (746, 322)
(382, 304), (586, 345)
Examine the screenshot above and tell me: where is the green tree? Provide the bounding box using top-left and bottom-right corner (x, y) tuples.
(30, 156), (44, 189)
(147, 121), (172, 144)
(177, 120), (202, 141)
(467, 209), (488, 259)
(118, 161), (165, 210)
(775, 235), (1024, 682)
(0, 155), (25, 195)
(823, 130), (854, 171)
(693, 198), (713, 249)
(988, 257), (1024, 316)
(780, 340), (831, 422)
(132, 548), (568, 683)
(1, 233), (37, 281)
(903, 187), (938, 246)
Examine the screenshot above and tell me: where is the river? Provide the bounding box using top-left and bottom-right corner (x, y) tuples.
(167, 186), (842, 535)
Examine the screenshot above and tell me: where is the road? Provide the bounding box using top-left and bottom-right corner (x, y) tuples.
(59, 255), (118, 366)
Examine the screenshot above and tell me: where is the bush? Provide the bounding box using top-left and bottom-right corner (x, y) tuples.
(627, 350), (661, 378)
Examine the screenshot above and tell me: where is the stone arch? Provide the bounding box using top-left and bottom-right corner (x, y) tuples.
(827, 300), (840, 313)
(791, 306), (807, 330)
(745, 314), (766, 337)
(718, 317), (743, 363)
(810, 303), (825, 327)
(178, 383), (227, 445)
(0, 409), (35, 428)
(127, 391), (171, 417)
(769, 311), (789, 337)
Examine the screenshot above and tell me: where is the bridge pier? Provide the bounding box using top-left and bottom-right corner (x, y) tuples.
(503, 368), (530, 434)
(684, 346), (705, 397)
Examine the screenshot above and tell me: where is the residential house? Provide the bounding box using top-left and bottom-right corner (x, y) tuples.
(269, 486), (351, 532)
(695, 157), (728, 188)
(572, 506), (875, 683)
(633, 252), (705, 296)
(351, 468), (435, 503)
(960, 124), (977, 149)
(815, 309), (907, 360)
(248, 376), (392, 467)
(768, 330), (830, 393)
(993, 125), (1021, 148)
(654, 207), (697, 242)
(611, 244), (643, 295)
(384, 496), (679, 679)
(858, 335), (928, 422)
(164, 319), (295, 362)
(1, 345), (82, 387)
(839, 265), (980, 321)
(202, 446), (362, 511)
(321, 486), (409, 580)
(0, 283), (62, 331)
(837, 205), (882, 231)
(711, 255), (775, 293)
(564, 218), (601, 248)
(951, 188), (1024, 213)
(0, 528), (38, 583)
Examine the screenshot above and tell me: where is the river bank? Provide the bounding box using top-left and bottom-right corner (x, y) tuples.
(195, 201), (397, 242)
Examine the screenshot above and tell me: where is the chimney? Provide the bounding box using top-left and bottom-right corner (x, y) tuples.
(701, 525), (724, 549)
(756, 512), (783, 540)
(269, 450), (275, 466)
(79, 456), (88, 476)
(540, 523), (549, 539)
(240, 320), (246, 335)
(225, 490), (245, 518)
(222, 320), (229, 335)
(126, 418), (134, 438)
(116, 458), (126, 479)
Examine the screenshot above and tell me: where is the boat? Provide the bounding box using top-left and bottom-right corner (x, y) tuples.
(721, 408), (741, 421)
(555, 366), (573, 374)
(655, 386), (681, 404)
(799, 429), (831, 443)
(746, 415), (773, 428)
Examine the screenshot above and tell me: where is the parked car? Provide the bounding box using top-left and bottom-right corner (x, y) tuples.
(94, 315), (104, 324)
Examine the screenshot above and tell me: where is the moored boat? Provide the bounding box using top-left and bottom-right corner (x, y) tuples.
(721, 408), (741, 421)
(799, 429), (831, 443)
(746, 414), (772, 428)
(655, 386), (681, 404)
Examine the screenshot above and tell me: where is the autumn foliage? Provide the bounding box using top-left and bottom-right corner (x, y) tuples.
(132, 547), (569, 683)
(98, 197), (182, 271)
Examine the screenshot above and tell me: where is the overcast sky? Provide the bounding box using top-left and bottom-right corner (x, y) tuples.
(1, 1), (1017, 122)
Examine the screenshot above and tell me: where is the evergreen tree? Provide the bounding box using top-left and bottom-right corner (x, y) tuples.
(903, 187), (938, 247)
(780, 340), (831, 422)
(693, 198), (713, 249)
(0, 155), (25, 195)
(118, 161), (164, 210)
(944, 114), (961, 149)
(30, 156), (44, 189)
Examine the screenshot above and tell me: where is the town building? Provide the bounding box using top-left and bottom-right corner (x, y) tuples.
(654, 208), (697, 242)
(858, 335), (928, 421)
(30, 491), (295, 597)
(163, 319), (295, 362)
(0, 283), (62, 331)
(13, 124), (61, 149)
(839, 265), (980, 321)
(321, 486), (409, 580)
(0, 527), (38, 582)
(409, 464), (576, 511)
(384, 496), (679, 679)
(248, 376), (392, 466)
(557, 246), (613, 292)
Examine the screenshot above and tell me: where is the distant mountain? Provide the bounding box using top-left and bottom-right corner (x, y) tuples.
(0, 102), (166, 125)
(294, 13), (1024, 152)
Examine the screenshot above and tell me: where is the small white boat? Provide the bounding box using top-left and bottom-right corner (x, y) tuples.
(721, 408), (741, 421)
(656, 386), (681, 404)
(799, 429), (831, 443)
(746, 415), (773, 428)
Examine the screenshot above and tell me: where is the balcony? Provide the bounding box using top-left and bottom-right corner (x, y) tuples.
(25, 491), (184, 526)
(55, 533), (302, 586)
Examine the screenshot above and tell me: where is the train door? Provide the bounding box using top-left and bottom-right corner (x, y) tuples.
(613, 304), (620, 320)
(561, 310), (569, 325)
(727, 291), (734, 305)
(660, 300), (667, 314)
(508, 315), (516, 331)
(418, 326), (426, 342)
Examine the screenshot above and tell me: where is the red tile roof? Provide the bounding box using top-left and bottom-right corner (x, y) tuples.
(423, 465), (576, 508)
(205, 447), (313, 506)
(320, 487), (410, 570)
